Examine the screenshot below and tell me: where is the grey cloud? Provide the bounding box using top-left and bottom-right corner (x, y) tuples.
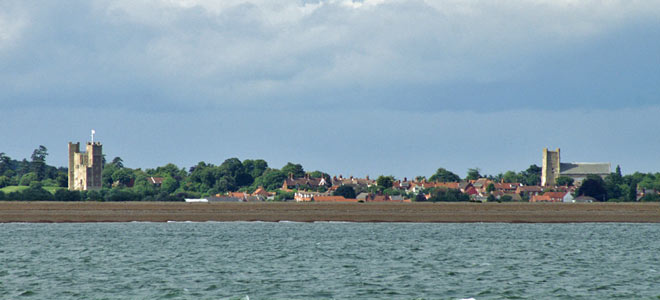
(1, 0), (659, 112)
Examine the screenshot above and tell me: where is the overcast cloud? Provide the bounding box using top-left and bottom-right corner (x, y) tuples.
(1, 0), (659, 176)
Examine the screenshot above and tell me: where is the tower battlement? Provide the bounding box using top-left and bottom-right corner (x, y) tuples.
(68, 140), (103, 191)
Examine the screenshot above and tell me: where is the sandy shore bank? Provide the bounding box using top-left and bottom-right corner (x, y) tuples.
(1, 201), (660, 223)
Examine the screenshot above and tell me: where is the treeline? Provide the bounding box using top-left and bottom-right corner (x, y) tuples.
(2, 146), (660, 202)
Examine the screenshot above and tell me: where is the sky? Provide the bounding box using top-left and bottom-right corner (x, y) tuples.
(1, 0), (659, 179)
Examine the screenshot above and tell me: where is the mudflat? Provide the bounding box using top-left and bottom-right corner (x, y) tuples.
(1, 201), (660, 223)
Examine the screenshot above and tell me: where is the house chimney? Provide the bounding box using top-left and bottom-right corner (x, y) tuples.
(289, 173), (294, 180)
(366, 175), (369, 180)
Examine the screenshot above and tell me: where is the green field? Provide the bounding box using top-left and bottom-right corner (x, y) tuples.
(0, 185), (66, 194)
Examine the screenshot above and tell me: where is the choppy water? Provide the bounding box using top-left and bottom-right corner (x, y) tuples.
(1, 222), (659, 299)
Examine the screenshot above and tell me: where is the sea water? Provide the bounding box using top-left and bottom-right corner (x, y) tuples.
(1, 222), (659, 299)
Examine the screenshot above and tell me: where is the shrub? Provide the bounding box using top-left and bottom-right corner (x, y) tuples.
(22, 186), (53, 201)
(54, 189), (82, 201)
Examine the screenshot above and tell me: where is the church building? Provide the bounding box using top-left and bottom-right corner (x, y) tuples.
(541, 148), (610, 186)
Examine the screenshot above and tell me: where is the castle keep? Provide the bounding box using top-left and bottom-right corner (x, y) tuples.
(68, 142), (103, 191)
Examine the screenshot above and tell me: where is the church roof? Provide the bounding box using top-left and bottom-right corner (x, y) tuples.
(560, 163), (610, 175)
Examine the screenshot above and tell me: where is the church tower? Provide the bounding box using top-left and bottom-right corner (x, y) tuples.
(541, 148), (560, 186)
(68, 131), (103, 191)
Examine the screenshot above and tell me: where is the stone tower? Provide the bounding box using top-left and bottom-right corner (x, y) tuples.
(541, 148), (560, 186)
(68, 141), (103, 191)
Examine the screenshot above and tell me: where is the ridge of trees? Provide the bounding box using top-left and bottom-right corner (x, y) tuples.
(2, 146), (660, 202)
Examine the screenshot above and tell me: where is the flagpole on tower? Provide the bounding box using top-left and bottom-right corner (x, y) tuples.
(91, 129), (96, 143)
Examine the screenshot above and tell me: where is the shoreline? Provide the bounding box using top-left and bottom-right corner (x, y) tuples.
(1, 201), (660, 223)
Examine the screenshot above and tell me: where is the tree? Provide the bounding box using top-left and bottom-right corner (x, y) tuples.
(54, 189), (82, 201)
(218, 158), (252, 189)
(21, 182), (53, 201)
(19, 172), (38, 186)
(243, 159), (268, 179)
(577, 175), (607, 201)
(466, 168), (481, 180)
(333, 185), (356, 199)
(161, 176), (179, 194)
(376, 176), (394, 189)
(415, 176), (426, 182)
(251, 169), (287, 191)
(501, 171), (521, 183)
(0, 152), (10, 175)
(521, 165), (542, 186)
(486, 183), (495, 193)
(555, 176), (574, 186)
(111, 157), (124, 168)
(281, 162), (305, 178)
(112, 168), (135, 186)
(428, 188), (469, 202)
(30, 145), (48, 180)
(429, 168), (461, 182)
(0, 176), (10, 188)
(308, 171), (330, 182)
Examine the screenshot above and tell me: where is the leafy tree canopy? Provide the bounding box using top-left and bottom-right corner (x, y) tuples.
(577, 175), (607, 201)
(281, 162), (305, 178)
(555, 176), (574, 186)
(333, 185), (356, 199)
(429, 168), (460, 182)
(466, 168), (481, 181)
(376, 175), (394, 189)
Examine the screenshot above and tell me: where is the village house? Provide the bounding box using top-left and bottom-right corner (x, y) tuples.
(331, 175), (375, 189)
(530, 191), (566, 202)
(146, 177), (164, 187)
(282, 173), (330, 191)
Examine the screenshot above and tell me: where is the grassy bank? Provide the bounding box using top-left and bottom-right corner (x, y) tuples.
(0, 185), (65, 194)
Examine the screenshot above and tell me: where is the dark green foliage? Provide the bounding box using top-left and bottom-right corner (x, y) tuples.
(54, 189), (82, 201)
(333, 185), (356, 199)
(281, 162), (305, 178)
(0, 176), (10, 188)
(104, 189), (138, 202)
(111, 157), (124, 168)
(30, 145), (48, 180)
(414, 193), (427, 202)
(0, 191), (4, 200)
(555, 176), (574, 186)
(274, 190), (294, 201)
(251, 169), (287, 191)
(640, 193), (660, 202)
(19, 172), (38, 186)
(522, 165), (542, 186)
(243, 159), (268, 179)
(500, 195), (513, 202)
(376, 176), (394, 189)
(486, 183), (495, 193)
(429, 168), (461, 182)
(21, 184), (53, 201)
(487, 194), (496, 202)
(428, 188), (469, 202)
(577, 175), (607, 201)
(466, 168), (481, 180)
(112, 168), (135, 187)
